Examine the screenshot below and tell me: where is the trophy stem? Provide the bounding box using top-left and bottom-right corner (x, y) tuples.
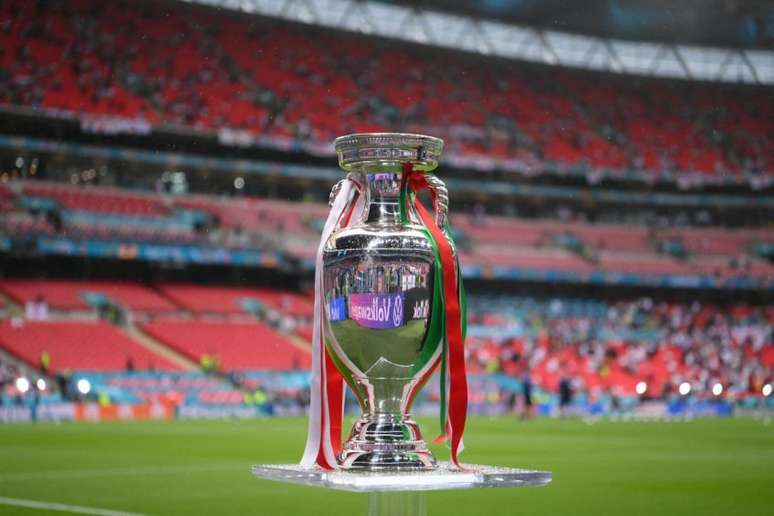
(338, 412), (436, 470)
(368, 491), (427, 516)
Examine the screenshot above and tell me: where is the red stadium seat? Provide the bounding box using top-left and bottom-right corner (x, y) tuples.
(0, 0), (770, 181)
(140, 320), (311, 371)
(0, 320), (181, 372)
(0, 280), (179, 312)
(157, 284), (313, 317)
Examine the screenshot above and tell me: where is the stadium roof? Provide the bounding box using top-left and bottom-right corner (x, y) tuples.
(379, 0), (774, 50)
(182, 0), (774, 85)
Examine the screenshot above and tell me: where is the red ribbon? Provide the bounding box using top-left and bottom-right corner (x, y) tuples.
(401, 163), (468, 468)
(315, 329), (343, 470)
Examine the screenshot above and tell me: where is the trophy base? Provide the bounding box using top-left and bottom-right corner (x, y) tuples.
(338, 413), (436, 471)
(253, 462), (552, 516)
(252, 462), (552, 492)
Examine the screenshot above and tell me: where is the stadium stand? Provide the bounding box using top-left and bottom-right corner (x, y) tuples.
(0, 0), (771, 421)
(3, 179), (772, 286)
(0, 279), (179, 312)
(175, 196), (323, 234)
(78, 372), (242, 405)
(595, 251), (692, 276)
(0, 0), (771, 181)
(23, 182), (168, 217)
(0, 183), (15, 211)
(466, 296), (773, 397)
(156, 284), (313, 317)
(140, 320), (312, 371)
(0, 275), (768, 403)
(0, 320), (182, 371)
(474, 245), (594, 273)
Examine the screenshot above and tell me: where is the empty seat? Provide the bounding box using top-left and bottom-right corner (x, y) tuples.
(0, 280), (179, 312)
(141, 320), (311, 371)
(0, 320), (181, 372)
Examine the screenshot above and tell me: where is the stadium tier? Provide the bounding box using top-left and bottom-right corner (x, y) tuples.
(174, 196), (326, 234)
(0, 320), (182, 372)
(457, 215), (653, 251)
(0, 279), (178, 312)
(466, 296), (773, 396)
(23, 183), (168, 217)
(0, 276), (769, 399)
(0, 0), (771, 428)
(140, 320), (311, 371)
(73, 372), (255, 406)
(156, 284), (313, 317)
(3, 180), (773, 286)
(0, 0), (771, 181)
(470, 245), (593, 273)
(0, 279), (315, 318)
(0, 183), (14, 211)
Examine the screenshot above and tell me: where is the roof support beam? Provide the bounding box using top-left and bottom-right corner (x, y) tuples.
(181, 0), (774, 85)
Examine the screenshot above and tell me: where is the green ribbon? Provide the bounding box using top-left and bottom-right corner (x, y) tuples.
(400, 176), (466, 441)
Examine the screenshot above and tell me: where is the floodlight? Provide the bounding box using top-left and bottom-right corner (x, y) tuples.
(678, 382), (691, 396)
(15, 377), (30, 393)
(711, 383), (723, 396)
(76, 378), (92, 395)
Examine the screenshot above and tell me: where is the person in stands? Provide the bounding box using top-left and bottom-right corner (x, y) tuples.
(25, 294), (49, 321)
(39, 350), (51, 375)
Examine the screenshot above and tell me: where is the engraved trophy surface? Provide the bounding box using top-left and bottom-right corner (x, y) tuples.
(323, 133), (448, 471)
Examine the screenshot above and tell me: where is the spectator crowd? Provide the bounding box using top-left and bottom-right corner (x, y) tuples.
(467, 296), (773, 399)
(0, 0), (771, 183)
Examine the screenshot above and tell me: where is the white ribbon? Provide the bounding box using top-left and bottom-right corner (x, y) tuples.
(301, 177), (362, 468)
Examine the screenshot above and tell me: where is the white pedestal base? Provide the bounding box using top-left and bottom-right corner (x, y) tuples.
(252, 462), (551, 516)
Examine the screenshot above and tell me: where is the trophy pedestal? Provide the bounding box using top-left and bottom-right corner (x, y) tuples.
(252, 462), (551, 516)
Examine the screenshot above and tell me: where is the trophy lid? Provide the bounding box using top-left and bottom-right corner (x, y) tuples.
(334, 133), (444, 173)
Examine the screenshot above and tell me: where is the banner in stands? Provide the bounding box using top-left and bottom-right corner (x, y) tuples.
(0, 403), (173, 423)
(0, 406), (32, 423)
(34, 237), (283, 268)
(0, 396), (738, 424)
(74, 403), (173, 422)
(3, 135), (774, 197)
(177, 405), (267, 420)
(80, 115), (152, 136)
(349, 292), (404, 329)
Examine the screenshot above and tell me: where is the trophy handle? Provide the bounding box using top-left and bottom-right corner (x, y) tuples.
(424, 174), (449, 228)
(328, 179), (347, 207)
(329, 174), (368, 227)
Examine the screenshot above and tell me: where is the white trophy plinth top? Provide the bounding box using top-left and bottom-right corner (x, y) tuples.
(252, 462), (551, 493)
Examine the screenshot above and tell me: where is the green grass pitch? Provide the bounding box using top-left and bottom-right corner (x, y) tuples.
(0, 416), (772, 515)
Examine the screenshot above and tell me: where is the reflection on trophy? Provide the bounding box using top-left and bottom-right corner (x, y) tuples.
(322, 133), (452, 470)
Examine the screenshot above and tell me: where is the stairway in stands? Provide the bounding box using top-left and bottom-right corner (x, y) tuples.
(121, 326), (199, 371)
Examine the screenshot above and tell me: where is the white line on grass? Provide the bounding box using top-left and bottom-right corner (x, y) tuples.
(0, 496), (146, 516)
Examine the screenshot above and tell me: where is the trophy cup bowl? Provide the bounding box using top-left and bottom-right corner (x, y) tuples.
(323, 133), (448, 471)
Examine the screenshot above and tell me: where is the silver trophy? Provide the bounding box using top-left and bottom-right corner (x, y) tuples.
(323, 133), (449, 471)
(252, 133), (551, 505)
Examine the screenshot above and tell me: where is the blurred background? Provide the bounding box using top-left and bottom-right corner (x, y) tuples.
(0, 0), (772, 514)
